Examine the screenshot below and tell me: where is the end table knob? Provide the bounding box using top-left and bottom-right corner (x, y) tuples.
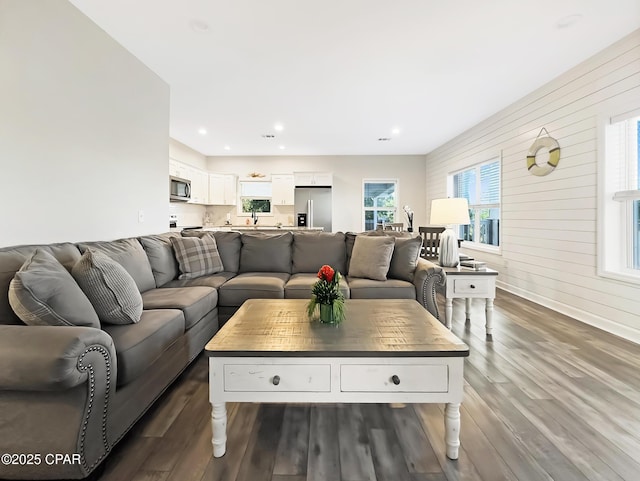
(272, 375), (280, 386)
(391, 375), (400, 385)
(470, 284), (475, 289)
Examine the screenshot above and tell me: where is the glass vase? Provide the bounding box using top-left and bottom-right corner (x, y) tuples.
(319, 303), (337, 324)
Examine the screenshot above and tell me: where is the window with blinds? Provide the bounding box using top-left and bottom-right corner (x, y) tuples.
(239, 181), (272, 214)
(600, 109), (640, 278)
(363, 180), (397, 231)
(451, 157), (501, 247)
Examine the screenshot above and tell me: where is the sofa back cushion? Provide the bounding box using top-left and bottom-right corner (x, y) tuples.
(139, 233), (181, 287)
(77, 238), (156, 293)
(292, 232), (346, 274)
(0, 243), (81, 325)
(239, 232), (293, 273)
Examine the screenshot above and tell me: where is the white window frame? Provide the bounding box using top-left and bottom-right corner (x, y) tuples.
(448, 154), (501, 254)
(237, 180), (273, 217)
(362, 179), (399, 231)
(597, 105), (640, 284)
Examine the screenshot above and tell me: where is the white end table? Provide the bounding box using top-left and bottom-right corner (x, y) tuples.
(441, 266), (498, 337)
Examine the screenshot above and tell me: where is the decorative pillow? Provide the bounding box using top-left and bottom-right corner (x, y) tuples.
(348, 235), (395, 281)
(8, 249), (100, 328)
(72, 249), (143, 325)
(170, 235), (224, 279)
(388, 236), (423, 282)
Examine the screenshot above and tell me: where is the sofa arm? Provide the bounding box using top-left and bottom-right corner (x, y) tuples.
(413, 258), (446, 320)
(0, 325), (116, 391)
(0, 325), (117, 479)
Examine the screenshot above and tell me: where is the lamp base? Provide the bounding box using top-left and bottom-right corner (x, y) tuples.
(439, 228), (459, 267)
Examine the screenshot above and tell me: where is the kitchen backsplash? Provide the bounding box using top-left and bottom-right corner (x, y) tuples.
(205, 205), (295, 227)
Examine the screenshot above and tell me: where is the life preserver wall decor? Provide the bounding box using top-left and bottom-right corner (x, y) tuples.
(526, 127), (560, 176)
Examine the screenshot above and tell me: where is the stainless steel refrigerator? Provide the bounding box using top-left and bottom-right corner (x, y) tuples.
(294, 187), (332, 232)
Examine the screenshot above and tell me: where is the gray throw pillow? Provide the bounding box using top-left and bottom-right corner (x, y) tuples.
(139, 233), (181, 287)
(8, 249), (100, 328)
(170, 235), (224, 279)
(348, 235), (395, 281)
(72, 249), (143, 325)
(389, 236), (423, 281)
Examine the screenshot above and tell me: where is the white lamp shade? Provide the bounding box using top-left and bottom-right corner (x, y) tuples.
(430, 198), (471, 225)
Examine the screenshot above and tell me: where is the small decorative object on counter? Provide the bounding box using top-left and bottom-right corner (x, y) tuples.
(307, 265), (345, 324)
(403, 205), (414, 232)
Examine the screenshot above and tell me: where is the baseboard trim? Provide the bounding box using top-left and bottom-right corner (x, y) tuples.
(496, 280), (640, 346)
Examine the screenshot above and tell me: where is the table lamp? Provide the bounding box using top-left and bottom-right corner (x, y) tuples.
(430, 198), (470, 267)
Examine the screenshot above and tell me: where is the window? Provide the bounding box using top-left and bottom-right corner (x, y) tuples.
(450, 157), (501, 249)
(599, 108), (640, 281)
(363, 180), (397, 231)
(239, 181), (272, 215)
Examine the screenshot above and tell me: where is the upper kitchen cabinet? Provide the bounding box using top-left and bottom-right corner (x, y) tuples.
(169, 158), (189, 179)
(294, 172), (333, 187)
(209, 173), (237, 205)
(271, 174), (295, 205)
(188, 168), (210, 204)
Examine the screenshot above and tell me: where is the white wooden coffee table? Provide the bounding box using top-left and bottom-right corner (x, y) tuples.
(205, 298), (469, 460)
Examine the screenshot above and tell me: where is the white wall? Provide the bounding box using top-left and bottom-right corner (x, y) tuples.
(169, 138), (207, 227)
(425, 29), (640, 343)
(207, 155), (426, 233)
(0, 0), (169, 246)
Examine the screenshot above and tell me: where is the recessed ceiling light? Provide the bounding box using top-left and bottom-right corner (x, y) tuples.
(392, 128), (401, 135)
(224, 145), (231, 151)
(198, 128), (207, 135)
(378, 137), (391, 142)
(189, 19), (210, 33)
(274, 124), (284, 132)
(262, 134), (275, 139)
(279, 145), (286, 150)
(555, 14), (583, 29)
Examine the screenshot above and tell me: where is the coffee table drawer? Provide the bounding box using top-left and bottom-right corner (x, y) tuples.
(340, 365), (448, 392)
(223, 364), (330, 392)
(453, 278), (490, 296)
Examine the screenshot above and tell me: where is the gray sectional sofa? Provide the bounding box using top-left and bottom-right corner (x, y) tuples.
(0, 230), (445, 480)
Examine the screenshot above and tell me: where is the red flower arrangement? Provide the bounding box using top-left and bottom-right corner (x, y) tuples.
(307, 264), (345, 324)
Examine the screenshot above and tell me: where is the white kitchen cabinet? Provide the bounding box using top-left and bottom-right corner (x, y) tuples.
(209, 173), (237, 205)
(169, 159), (189, 179)
(271, 174), (295, 205)
(188, 168), (209, 204)
(293, 172), (333, 187)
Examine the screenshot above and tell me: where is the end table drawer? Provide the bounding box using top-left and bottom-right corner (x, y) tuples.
(340, 365), (448, 392)
(224, 364), (330, 392)
(453, 278), (490, 295)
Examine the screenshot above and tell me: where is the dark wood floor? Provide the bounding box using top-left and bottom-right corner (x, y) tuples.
(97, 290), (640, 481)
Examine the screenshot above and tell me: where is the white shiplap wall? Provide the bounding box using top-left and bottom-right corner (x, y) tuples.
(425, 29), (640, 344)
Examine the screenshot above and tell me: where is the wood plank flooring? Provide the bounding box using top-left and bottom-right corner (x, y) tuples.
(97, 290), (640, 481)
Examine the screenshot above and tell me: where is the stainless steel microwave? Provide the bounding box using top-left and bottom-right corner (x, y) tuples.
(170, 176), (191, 202)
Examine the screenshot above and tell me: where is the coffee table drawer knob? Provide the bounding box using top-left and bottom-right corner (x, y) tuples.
(272, 375), (280, 386)
(470, 284), (475, 289)
(391, 375), (400, 385)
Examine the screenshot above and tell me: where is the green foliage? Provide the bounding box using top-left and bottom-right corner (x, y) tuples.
(307, 270), (346, 323)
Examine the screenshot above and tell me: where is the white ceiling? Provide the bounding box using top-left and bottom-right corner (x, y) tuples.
(70, 0), (640, 157)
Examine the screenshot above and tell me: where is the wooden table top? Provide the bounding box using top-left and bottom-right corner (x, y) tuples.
(205, 299), (469, 358)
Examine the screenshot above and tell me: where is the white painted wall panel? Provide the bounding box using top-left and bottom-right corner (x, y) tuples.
(425, 29), (640, 343)
(0, 0), (169, 246)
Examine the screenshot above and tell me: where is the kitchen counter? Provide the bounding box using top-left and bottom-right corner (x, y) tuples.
(200, 226), (324, 232)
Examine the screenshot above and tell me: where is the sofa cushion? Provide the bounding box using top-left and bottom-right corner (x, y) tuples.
(163, 271), (236, 290)
(72, 250), (143, 325)
(291, 232), (346, 274)
(139, 233), (181, 287)
(170, 235), (224, 279)
(8, 249), (100, 328)
(348, 235), (395, 281)
(0, 243), (81, 325)
(141, 287), (217, 330)
(389, 236), (423, 282)
(347, 277), (416, 299)
(284, 273), (350, 299)
(181, 231), (242, 274)
(77, 238), (156, 293)
(239, 233), (292, 273)
(102, 308), (185, 386)
(219, 272), (290, 307)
